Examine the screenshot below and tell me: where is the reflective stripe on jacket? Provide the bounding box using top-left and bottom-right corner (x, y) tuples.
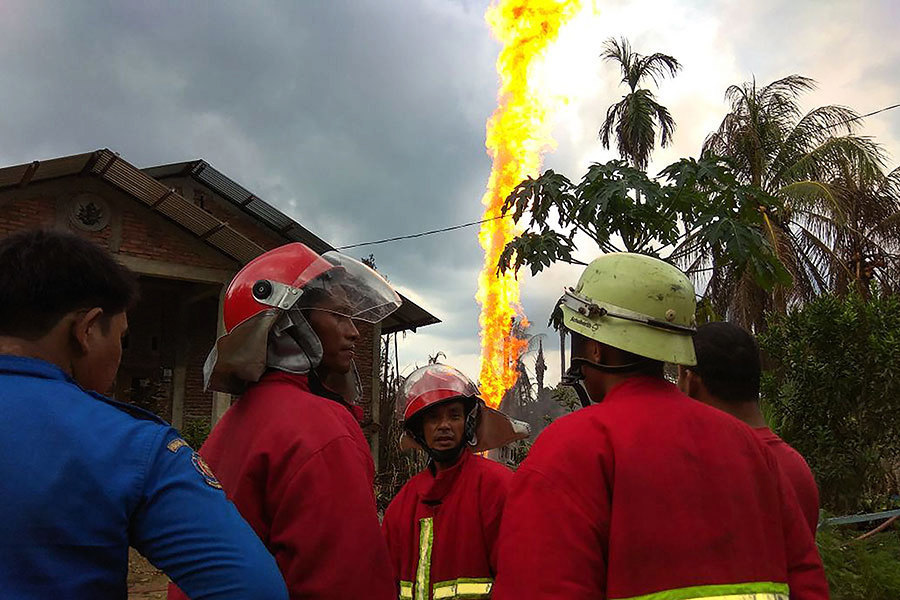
(383, 450), (512, 600)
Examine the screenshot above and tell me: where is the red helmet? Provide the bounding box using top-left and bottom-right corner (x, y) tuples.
(399, 364), (480, 424)
(223, 243), (334, 332)
(206, 243), (401, 394)
(397, 364), (531, 453)
(223, 242), (402, 331)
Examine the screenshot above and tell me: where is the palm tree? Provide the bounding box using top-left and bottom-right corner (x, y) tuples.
(828, 164), (900, 296)
(681, 74), (896, 328)
(599, 37), (681, 170)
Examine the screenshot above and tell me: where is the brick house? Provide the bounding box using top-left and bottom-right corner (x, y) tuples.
(0, 149), (439, 466)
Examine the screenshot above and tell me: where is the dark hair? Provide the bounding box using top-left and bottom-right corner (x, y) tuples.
(691, 322), (761, 403)
(0, 229), (139, 339)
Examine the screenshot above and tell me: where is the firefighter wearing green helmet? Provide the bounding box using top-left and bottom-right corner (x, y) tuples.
(493, 253), (829, 600)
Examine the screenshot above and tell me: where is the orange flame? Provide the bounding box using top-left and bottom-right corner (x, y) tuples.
(477, 0), (583, 409)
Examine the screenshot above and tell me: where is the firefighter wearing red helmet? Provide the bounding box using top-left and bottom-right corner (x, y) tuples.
(382, 364), (530, 600)
(169, 243), (402, 600)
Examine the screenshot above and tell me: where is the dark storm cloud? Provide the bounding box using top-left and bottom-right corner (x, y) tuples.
(0, 0), (500, 347)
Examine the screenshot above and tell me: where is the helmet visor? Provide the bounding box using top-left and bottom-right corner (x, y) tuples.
(296, 251), (402, 323)
(397, 364), (480, 421)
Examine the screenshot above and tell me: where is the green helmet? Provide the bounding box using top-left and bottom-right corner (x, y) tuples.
(559, 253), (697, 366)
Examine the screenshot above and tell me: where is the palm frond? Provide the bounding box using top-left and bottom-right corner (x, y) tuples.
(600, 37), (680, 169)
(635, 52), (681, 89)
(599, 99), (626, 151)
(768, 105), (862, 186)
(785, 135), (886, 187)
(601, 37), (635, 89)
(777, 180), (842, 219)
(615, 88), (661, 169)
(651, 99), (677, 148)
(759, 75), (817, 102)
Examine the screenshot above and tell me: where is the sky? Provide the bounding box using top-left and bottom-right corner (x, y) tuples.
(1, 0), (897, 386)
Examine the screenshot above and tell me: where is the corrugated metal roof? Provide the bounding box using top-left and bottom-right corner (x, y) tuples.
(192, 162), (255, 206)
(381, 300), (442, 334)
(0, 152), (96, 188)
(144, 161), (333, 254)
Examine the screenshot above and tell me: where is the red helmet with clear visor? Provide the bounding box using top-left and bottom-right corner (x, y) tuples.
(205, 243), (401, 394)
(397, 364), (532, 453)
(399, 364), (480, 424)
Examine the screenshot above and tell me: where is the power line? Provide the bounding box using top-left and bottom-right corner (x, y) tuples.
(338, 104), (899, 252)
(828, 103), (900, 127)
(337, 215), (504, 250)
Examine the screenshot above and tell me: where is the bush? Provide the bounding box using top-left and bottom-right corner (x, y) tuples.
(760, 292), (900, 513)
(818, 524), (900, 599)
(374, 416), (428, 513)
(180, 417), (211, 450)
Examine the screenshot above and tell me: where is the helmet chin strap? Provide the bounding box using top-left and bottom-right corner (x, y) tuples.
(410, 431), (465, 464)
(561, 357), (654, 407)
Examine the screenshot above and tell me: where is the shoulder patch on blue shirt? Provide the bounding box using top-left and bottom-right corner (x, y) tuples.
(191, 452), (223, 489)
(167, 438), (189, 453)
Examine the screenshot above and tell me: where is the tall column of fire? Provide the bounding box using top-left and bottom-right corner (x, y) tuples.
(477, 0), (583, 409)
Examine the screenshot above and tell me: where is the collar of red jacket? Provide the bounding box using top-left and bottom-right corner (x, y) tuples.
(417, 447), (472, 504)
(257, 370), (366, 423)
(602, 374), (678, 404)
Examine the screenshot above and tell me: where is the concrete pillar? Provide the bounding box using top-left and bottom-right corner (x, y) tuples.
(170, 303), (189, 430)
(171, 365), (187, 429)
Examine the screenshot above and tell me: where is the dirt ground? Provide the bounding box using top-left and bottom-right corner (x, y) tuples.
(128, 549), (169, 600)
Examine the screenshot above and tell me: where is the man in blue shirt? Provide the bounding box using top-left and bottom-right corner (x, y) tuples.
(0, 229), (287, 600)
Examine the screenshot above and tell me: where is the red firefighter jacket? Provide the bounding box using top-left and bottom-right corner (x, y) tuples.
(755, 427), (820, 535)
(382, 449), (512, 600)
(492, 376), (829, 600)
(168, 371), (394, 600)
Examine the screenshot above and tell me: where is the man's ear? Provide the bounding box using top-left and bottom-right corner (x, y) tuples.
(70, 307), (104, 355)
(585, 338), (605, 365)
(683, 369), (706, 400)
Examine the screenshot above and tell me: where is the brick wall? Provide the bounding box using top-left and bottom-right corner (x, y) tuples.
(0, 177), (240, 272)
(117, 201), (238, 271)
(183, 296), (218, 424)
(0, 195), (56, 235)
(355, 321), (377, 424)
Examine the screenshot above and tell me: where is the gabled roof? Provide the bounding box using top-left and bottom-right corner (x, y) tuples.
(0, 149), (265, 263)
(0, 149), (439, 334)
(143, 159), (440, 334)
(144, 160), (332, 254)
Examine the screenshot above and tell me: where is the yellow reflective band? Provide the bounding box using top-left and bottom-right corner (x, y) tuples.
(399, 581), (413, 600)
(414, 518), (434, 600)
(433, 577), (494, 599)
(614, 582), (790, 600)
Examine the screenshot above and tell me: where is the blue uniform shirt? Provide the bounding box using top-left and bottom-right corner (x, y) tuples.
(0, 355), (288, 600)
